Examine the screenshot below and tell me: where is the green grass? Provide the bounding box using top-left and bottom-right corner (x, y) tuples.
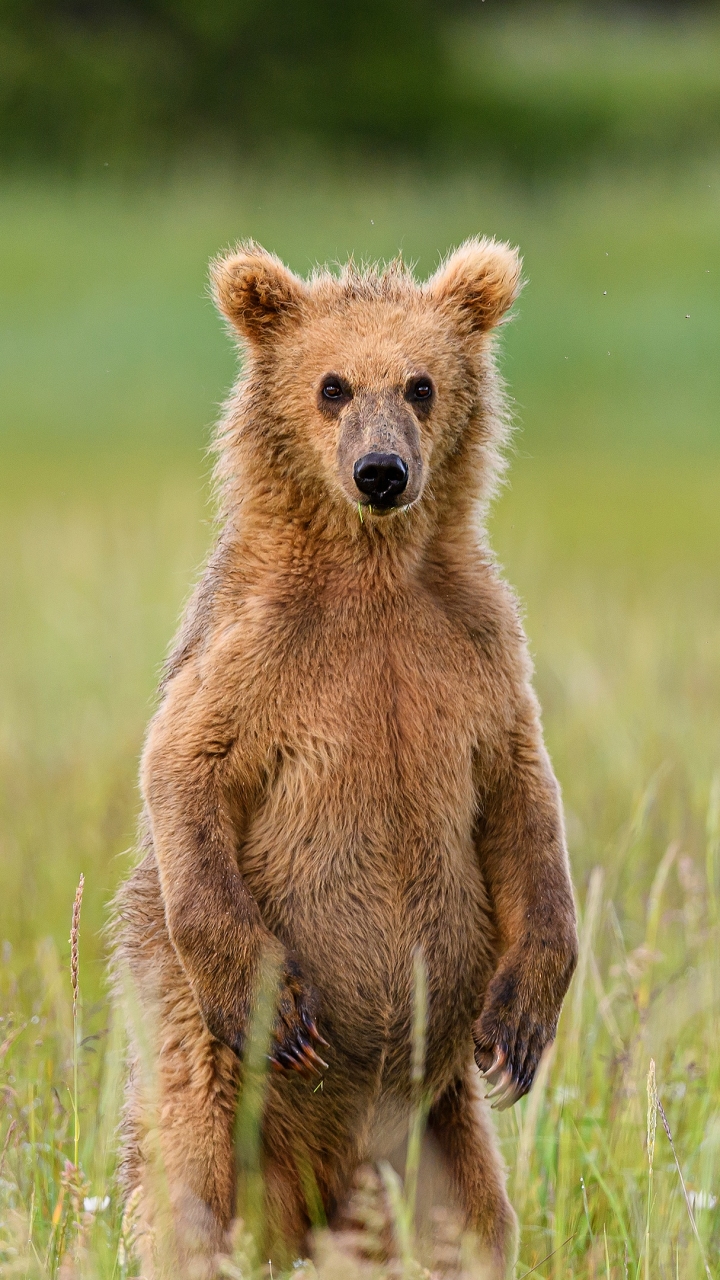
(0, 165), (719, 1276)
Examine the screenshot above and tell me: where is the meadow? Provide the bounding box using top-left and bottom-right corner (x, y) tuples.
(0, 162), (719, 1277)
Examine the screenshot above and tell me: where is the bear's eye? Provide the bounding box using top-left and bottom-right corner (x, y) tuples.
(407, 377), (434, 405)
(321, 378), (346, 401)
(318, 375), (351, 415)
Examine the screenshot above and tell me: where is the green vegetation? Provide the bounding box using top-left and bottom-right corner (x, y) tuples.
(447, 6), (720, 173)
(4, 4), (720, 171)
(0, 164), (719, 1275)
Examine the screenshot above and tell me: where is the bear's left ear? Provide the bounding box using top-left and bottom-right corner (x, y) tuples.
(424, 238), (522, 335)
(210, 241), (306, 342)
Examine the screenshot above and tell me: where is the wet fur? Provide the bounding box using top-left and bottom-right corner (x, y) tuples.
(113, 241), (578, 1278)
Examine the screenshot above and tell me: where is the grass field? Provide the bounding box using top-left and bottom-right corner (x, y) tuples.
(0, 164), (719, 1277)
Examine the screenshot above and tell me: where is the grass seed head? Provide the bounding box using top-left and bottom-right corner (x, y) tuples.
(70, 873), (84, 1019)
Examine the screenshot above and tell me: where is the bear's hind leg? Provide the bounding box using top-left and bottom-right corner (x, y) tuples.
(427, 1069), (518, 1279)
(127, 992), (240, 1279)
(117, 863), (240, 1280)
(259, 1090), (354, 1265)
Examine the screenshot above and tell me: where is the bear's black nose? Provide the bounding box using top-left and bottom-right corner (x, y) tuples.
(353, 453), (409, 506)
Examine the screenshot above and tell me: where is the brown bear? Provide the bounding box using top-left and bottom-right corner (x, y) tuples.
(114, 238), (578, 1279)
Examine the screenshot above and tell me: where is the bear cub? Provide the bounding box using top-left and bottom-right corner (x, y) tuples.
(114, 238), (578, 1279)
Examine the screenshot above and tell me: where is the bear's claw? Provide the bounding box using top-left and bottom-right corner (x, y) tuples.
(302, 1009), (330, 1048)
(269, 1034), (329, 1078)
(478, 1047), (519, 1110)
(269, 969), (330, 1080)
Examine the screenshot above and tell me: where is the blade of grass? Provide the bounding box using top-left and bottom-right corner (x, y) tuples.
(514, 1040), (556, 1210)
(404, 946), (429, 1231)
(706, 773), (720, 929)
(554, 867), (603, 1275)
(643, 1059), (657, 1280)
(518, 1232), (577, 1279)
(378, 1160), (415, 1277)
(656, 1098), (713, 1280)
(574, 1123), (637, 1272)
(638, 844), (677, 1013)
(234, 948), (281, 1255)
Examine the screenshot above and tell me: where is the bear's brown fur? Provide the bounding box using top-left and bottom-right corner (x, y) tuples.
(114, 239), (578, 1279)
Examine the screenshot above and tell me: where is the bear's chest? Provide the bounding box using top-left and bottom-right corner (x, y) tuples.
(242, 586), (492, 790)
(235, 586), (501, 873)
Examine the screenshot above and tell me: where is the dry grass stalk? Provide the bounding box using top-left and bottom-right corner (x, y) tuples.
(70, 874), (84, 1180)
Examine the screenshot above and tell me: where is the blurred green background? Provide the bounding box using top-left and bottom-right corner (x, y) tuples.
(4, 1), (720, 172)
(2, 7), (720, 1275)
(1, 0), (719, 994)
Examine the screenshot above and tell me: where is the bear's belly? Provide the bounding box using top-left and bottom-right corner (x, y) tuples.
(235, 590), (498, 1092)
(239, 755), (495, 1095)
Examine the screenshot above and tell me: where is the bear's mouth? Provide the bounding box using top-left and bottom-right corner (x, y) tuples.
(359, 494), (403, 513)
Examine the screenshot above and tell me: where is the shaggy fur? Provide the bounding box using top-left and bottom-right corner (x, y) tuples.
(113, 239), (578, 1279)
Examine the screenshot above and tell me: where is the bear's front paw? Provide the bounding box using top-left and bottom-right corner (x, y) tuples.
(473, 979), (556, 1111)
(268, 958), (329, 1080)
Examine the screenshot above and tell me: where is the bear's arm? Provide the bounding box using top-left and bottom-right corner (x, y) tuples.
(140, 641), (319, 1065)
(472, 692), (578, 1108)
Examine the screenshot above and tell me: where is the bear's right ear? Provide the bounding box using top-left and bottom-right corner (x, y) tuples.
(424, 237), (522, 336)
(210, 242), (306, 342)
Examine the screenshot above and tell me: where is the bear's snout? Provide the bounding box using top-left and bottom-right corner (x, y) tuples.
(335, 390), (425, 515)
(353, 452), (408, 508)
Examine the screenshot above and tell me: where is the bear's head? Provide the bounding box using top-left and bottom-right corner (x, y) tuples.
(211, 239), (521, 529)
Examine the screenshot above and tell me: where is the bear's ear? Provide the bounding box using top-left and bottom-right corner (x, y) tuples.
(210, 242), (306, 342)
(424, 238), (522, 335)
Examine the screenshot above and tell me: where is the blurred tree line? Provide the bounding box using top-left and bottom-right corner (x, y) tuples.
(2, 0), (720, 172)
